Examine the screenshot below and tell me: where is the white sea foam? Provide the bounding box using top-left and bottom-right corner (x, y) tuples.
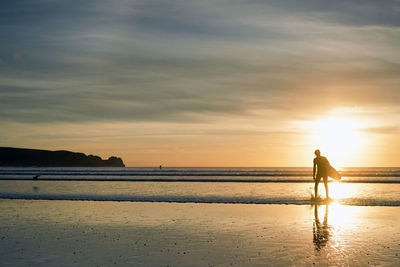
(1, 192), (400, 206)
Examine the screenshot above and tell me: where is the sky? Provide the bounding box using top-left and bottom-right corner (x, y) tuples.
(1, 0), (400, 167)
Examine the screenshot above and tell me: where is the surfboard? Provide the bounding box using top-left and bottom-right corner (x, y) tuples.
(328, 165), (341, 180)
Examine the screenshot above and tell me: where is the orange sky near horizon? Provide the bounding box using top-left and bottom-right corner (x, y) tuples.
(2, 109), (398, 167)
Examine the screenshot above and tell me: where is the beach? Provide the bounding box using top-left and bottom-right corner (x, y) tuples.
(1, 200), (399, 266)
(3, 0), (400, 265)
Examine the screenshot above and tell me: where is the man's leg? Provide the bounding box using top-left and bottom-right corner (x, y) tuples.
(314, 177), (320, 199)
(323, 176), (329, 199)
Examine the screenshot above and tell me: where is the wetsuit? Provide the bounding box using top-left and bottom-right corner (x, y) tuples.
(313, 156), (330, 179)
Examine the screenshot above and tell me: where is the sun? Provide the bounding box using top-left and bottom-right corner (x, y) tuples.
(308, 117), (363, 166)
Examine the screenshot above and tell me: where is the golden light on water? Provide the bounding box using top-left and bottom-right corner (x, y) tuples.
(328, 182), (354, 200)
(314, 183), (363, 232)
(313, 202), (361, 251)
(327, 202), (358, 227)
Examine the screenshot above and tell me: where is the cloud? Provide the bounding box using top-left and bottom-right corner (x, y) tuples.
(358, 126), (399, 134)
(12, 52), (22, 61)
(0, 0), (400, 124)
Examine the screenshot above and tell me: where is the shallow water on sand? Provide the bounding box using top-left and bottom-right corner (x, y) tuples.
(1, 180), (400, 206)
(2, 167), (400, 206)
(0, 200), (399, 266)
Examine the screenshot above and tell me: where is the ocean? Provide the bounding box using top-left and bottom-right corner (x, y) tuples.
(1, 167), (400, 206)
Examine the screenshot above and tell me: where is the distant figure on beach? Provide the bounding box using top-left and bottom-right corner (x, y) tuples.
(33, 174), (40, 180)
(159, 165), (162, 170)
(313, 149), (331, 199)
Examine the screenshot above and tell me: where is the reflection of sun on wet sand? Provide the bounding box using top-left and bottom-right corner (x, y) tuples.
(1, 200), (400, 266)
(311, 181), (355, 204)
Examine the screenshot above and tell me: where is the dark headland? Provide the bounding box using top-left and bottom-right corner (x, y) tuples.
(0, 147), (125, 167)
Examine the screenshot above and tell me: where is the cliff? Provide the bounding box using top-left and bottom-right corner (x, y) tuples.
(0, 147), (125, 167)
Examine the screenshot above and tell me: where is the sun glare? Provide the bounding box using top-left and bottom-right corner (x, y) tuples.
(308, 117), (364, 166)
(326, 203), (358, 227)
(328, 182), (354, 199)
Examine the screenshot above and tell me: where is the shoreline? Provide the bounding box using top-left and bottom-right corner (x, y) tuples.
(1, 196), (400, 207)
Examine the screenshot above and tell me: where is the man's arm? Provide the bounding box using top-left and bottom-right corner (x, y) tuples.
(313, 158), (316, 181)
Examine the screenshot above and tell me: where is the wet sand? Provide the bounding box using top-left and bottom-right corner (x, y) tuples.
(0, 200), (399, 266)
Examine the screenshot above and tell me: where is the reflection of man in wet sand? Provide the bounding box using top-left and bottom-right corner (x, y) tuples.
(313, 149), (330, 199)
(313, 204), (330, 251)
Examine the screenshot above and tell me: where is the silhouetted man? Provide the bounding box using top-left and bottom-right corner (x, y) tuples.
(313, 149), (330, 199)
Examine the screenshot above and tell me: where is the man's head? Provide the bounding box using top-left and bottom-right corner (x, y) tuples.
(314, 149), (321, 156)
